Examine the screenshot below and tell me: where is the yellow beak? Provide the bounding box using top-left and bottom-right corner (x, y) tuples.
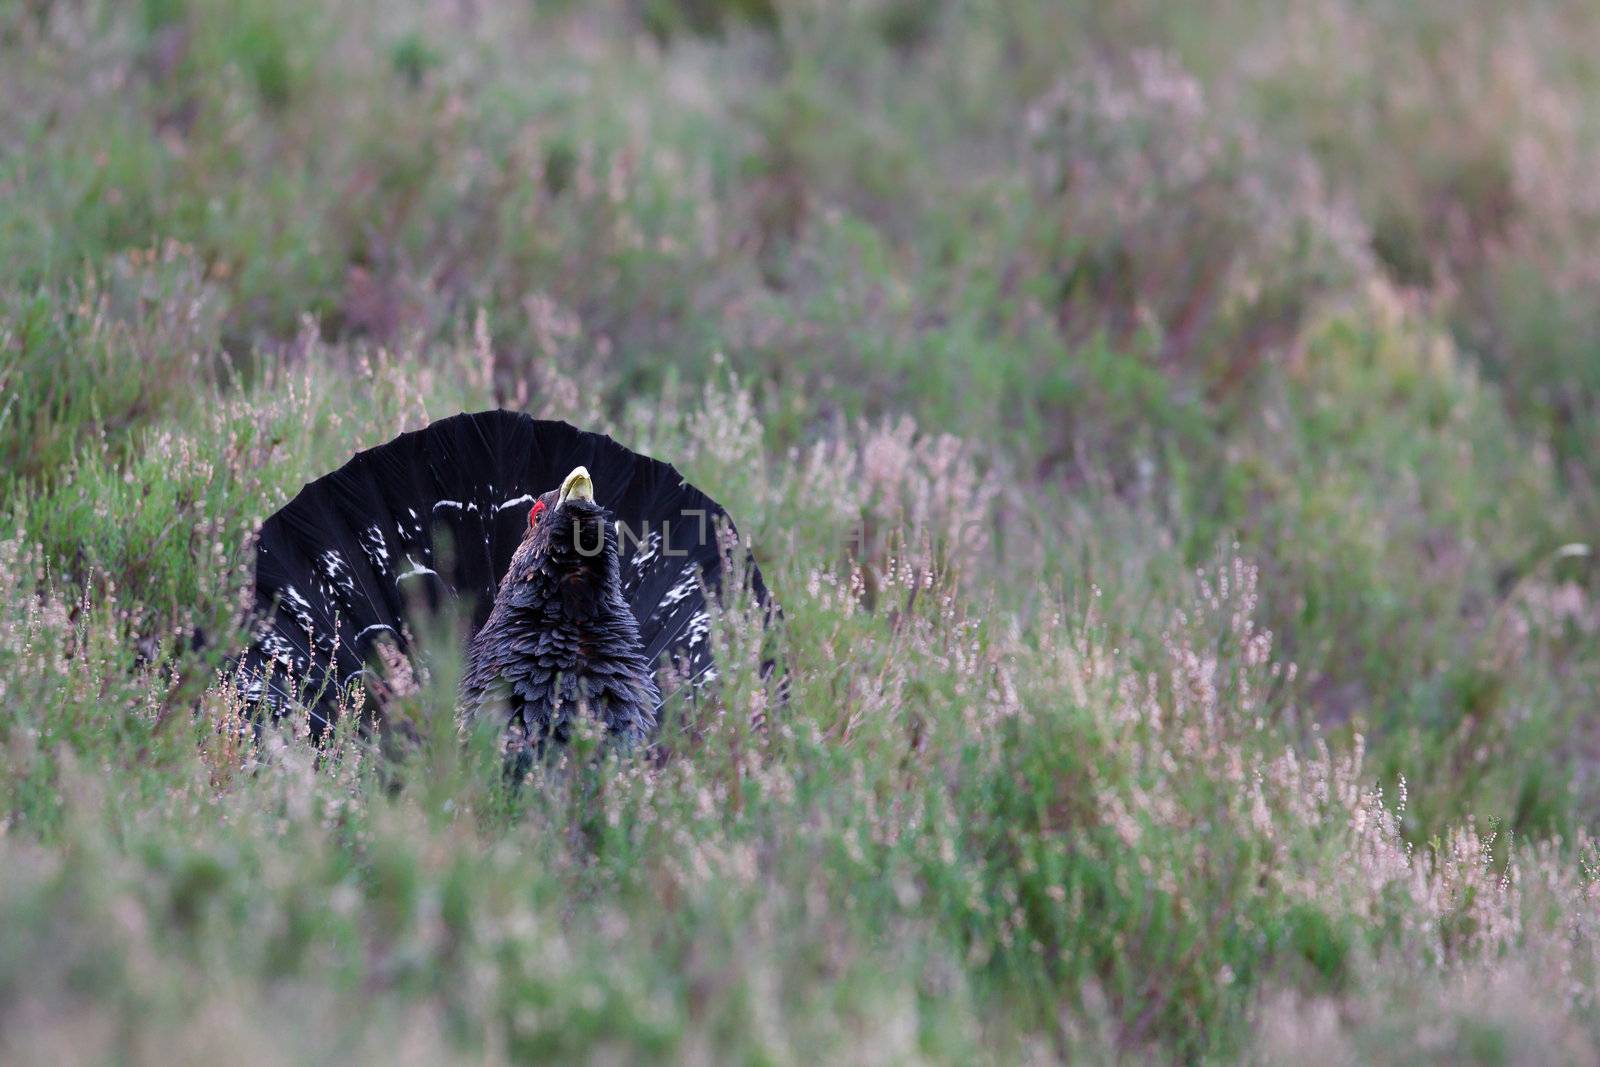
(558, 466), (594, 505)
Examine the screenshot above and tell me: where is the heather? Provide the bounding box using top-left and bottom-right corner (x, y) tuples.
(2, 1), (1599, 1062)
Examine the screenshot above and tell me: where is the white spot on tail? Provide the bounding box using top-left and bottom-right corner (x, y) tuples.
(493, 494), (535, 514)
(360, 526), (391, 576)
(397, 556), (438, 581)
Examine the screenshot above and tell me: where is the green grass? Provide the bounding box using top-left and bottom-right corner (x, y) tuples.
(2, 0), (1599, 1062)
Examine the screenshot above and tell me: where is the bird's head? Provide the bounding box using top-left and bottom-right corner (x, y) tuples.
(504, 466), (616, 590)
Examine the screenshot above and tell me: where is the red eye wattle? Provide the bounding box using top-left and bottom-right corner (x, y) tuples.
(528, 500), (546, 529)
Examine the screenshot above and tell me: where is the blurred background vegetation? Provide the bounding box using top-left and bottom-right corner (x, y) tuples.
(2, 0), (1598, 1062)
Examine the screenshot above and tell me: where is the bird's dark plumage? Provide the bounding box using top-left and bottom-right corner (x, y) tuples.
(237, 410), (770, 747)
(461, 470), (660, 761)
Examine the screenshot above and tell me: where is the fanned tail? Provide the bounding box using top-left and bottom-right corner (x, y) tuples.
(237, 410), (773, 737)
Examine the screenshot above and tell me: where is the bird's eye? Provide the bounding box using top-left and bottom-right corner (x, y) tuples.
(528, 500), (546, 529)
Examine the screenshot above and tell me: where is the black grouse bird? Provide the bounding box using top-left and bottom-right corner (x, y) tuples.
(237, 410), (770, 754)
(460, 465), (661, 757)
